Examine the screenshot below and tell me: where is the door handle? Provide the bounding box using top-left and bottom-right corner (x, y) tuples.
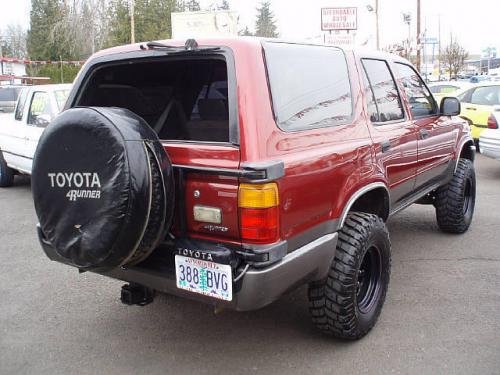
(419, 129), (430, 140)
(465, 107), (477, 111)
(381, 140), (391, 153)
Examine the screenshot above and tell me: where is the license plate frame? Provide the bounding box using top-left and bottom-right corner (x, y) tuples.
(175, 255), (233, 301)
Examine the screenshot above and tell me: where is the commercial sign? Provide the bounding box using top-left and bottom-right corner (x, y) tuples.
(171, 11), (238, 39)
(324, 33), (355, 48)
(321, 7), (357, 31)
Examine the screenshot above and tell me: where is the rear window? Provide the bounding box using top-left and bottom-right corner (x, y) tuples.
(77, 57), (230, 143)
(470, 86), (500, 106)
(264, 42), (352, 131)
(0, 87), (17, 101)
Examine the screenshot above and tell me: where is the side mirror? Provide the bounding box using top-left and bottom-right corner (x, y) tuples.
(441, 97), (460, 116)
(34, 114), (52, 127)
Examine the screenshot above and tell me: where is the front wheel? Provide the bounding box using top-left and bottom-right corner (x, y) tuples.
(308, 212), (391, 340)
(0, 152), (14, 187)
(434, 158), (476, 234)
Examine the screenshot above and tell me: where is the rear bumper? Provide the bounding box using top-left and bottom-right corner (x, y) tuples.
(479, 132), (500, 160)
(37, 225), (337, 311)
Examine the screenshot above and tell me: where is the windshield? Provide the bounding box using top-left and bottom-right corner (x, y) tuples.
(54, 90), (70, 111)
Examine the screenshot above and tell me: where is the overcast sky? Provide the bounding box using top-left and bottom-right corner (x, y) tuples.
(1, 0), (498, 54)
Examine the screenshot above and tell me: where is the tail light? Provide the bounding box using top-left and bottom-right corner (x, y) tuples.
(487, 114), (498, 129)
(238, 183), (279, 244)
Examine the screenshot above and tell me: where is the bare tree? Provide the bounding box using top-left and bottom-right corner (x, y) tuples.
(441, 37), (468, 80)
(1, 24), (27, 58)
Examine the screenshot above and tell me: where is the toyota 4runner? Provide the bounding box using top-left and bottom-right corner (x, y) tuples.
(31, 38), (476, 340)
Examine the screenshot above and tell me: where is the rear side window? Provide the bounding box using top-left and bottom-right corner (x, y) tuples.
(470, 86), (500, 105)
(361, 59), (404, 123)
(264, 43), (352, 131)
(395, 63), (437, 117)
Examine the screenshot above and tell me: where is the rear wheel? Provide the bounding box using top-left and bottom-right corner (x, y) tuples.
(434, 158), (476, 233)
(308, 212), (391, 339)
(0, 152), (14, 187)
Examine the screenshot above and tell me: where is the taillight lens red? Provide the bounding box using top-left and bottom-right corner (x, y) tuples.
(238, 183), (280, 244)
(239, 207), (279, 243)
(487, 114), (499, 129)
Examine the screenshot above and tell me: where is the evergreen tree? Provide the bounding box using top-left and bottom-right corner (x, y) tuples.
(238, 26), (254, 36)
(27, 0), (70, 60)
(106, 0), (176, 47)
(255, 1), (278, 38)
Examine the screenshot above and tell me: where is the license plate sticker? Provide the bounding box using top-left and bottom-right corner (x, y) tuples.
(175, 255), (232, 301)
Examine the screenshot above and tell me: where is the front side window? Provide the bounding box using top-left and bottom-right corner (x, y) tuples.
(28, 92), (53, 127)
(361, 59), (404, 123)
(395, 63), (437, 117)
(264, 42), (352, 131)
(470, 86), (500, 106)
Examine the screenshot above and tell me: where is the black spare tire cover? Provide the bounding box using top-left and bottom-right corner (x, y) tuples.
(32, 107), (174, 271)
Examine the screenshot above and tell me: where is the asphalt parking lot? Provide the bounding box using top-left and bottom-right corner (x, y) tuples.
(1, 154), (499, 375)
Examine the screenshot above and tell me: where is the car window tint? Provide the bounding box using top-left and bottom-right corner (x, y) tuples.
(395, 62), (437, 117)
(361, 59), (404, 123)
(14, 88), (29, 121)
(470, 86), (500, 106)
(264, 43), (352, 131)
(28, 92), (52, 127)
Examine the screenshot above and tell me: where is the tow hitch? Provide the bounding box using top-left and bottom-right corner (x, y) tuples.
(120, 283), (155, 306)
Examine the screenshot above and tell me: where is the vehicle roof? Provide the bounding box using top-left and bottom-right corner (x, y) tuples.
(90, 36), (411, 65)
(24, 83), (72, 92)
(429, 81), (472, 87)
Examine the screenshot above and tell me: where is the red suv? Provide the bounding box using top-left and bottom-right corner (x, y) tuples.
(32, 38), (476, 340)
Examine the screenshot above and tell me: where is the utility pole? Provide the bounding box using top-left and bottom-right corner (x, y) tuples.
(60, 56), (64, 83)
(416, 0), (421, 72)
(130, 0), (135, 44)
(375, 0), (380, 50)
(438, 14), (441, 80)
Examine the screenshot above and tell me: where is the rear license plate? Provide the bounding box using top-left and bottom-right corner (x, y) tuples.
(175, 255), (232, 301)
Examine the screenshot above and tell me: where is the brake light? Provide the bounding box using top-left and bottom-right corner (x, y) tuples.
(487, 114), (499, 129)
(238, 183), (279, 243)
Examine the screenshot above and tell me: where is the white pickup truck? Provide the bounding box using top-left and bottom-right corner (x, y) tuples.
(0, 84), (71, 186)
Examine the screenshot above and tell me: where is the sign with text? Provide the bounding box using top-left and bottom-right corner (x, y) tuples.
(321, 7), (357, 31)
(324, 33), (355, 48)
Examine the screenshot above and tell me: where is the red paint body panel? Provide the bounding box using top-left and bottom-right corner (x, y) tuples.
(100, 38), (473, 246)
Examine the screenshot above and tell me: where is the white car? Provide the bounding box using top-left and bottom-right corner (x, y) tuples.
(0, 84), (71, 186)
(479, 111), (500, 160)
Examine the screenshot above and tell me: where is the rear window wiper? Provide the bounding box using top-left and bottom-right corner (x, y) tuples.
(141, 39), (220, 53)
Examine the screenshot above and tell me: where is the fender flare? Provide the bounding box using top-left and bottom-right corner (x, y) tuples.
(338, 182), (390, 229)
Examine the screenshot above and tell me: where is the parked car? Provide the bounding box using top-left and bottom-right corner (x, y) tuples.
(428, 81), (471, 103)
(0, 84), (71, 184)
(0, 85), (24, 113)
(479, 112), (500, 160)
(457, 83), (500, 143)
(30, 38), (475, 340)
(469, 75), (491, 83)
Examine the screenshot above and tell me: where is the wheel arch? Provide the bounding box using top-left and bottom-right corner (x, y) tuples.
(339, 183), (390, 229)
(455, 138), (476, 172)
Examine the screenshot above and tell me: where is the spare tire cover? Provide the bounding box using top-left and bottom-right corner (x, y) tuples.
(32, 107), (174, 271)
